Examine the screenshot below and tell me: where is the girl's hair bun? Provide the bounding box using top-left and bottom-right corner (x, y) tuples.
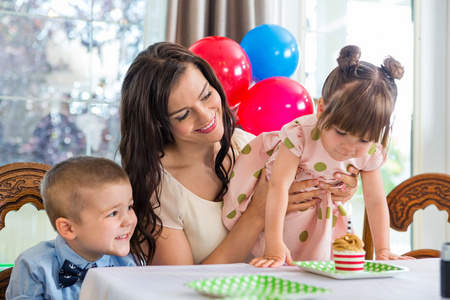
(337, 45), (361, 72)
(382, 56), (404, 80)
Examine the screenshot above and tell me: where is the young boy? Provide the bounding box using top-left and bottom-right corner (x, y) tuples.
(6, 156), (137, 300)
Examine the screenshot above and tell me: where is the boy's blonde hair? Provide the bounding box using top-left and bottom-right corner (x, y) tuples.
(319, 45), (404, 148)
(41, 156), (130, 231)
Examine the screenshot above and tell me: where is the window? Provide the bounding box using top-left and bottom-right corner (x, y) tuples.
(0, 0), (146, 166)
(0, 0), (147, 264)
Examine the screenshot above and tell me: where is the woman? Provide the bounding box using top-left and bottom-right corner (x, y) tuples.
(119, 42), (359, 265)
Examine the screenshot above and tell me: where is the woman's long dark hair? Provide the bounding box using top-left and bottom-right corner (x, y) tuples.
(118, 42), (236, 264)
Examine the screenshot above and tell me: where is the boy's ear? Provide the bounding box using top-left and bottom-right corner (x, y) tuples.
(55, 217), (76, 240)
(316, 97), (325, 117)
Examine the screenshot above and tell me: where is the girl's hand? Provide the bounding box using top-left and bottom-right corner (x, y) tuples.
(319, 165), (360, 204)
(375, 249), (416, 260)
(249, 242), (293, 268)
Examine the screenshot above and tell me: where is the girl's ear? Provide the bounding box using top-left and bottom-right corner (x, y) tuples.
(55, 217), (77, 240)
(317, 97), (325, 118)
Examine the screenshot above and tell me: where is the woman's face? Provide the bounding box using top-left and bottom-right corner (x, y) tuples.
(167, 64), (224, 146)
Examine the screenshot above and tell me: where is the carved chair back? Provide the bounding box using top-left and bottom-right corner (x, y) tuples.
(0, 162), (51, 300)
(362, 172), (450, 260)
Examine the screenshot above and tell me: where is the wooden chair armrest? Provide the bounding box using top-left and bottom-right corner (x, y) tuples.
(402, 249), (441, 259)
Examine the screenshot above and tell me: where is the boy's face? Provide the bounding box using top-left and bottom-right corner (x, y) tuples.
(69, 181), (137, 261)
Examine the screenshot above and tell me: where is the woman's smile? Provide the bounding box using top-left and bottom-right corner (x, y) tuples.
(196, 113), (217, 133)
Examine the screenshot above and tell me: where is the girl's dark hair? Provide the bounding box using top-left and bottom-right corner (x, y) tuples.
(319, 45), (404, 148)
(118, 42), (236, 264)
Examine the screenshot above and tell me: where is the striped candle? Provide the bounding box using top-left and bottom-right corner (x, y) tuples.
(347, 203), (353, 233)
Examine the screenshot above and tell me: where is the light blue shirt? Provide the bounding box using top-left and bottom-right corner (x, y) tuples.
(6, 235), (136, 300)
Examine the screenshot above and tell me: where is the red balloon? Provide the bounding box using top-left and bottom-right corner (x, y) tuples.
(189, 36), (252, 108)
(238, 77), (314, 135)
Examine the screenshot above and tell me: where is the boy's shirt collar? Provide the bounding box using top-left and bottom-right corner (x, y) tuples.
(55, 235), (113, 269)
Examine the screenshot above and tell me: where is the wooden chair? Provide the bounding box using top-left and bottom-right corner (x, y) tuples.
(362, 172), (450, 260)
(0, 162), (51, 300)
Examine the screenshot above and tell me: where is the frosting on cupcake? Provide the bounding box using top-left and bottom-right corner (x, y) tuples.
(333, 233), (365, 252)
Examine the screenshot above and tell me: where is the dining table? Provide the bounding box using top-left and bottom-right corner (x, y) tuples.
(80, 258), (440, 300)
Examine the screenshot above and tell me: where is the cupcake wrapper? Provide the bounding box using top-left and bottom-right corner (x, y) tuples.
(333, 251), (365, 272)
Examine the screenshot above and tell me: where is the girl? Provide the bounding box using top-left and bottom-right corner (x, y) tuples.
(223, 45), (411, 268)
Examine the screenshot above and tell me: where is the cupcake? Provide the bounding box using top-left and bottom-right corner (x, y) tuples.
(332, 233), (365, 272)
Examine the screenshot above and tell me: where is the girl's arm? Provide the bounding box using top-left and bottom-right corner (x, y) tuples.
(250, 143), (301, 268)
(361, 169), (390, 259)
(361, 169), (413, 260)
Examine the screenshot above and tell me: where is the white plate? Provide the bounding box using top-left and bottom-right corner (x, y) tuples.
(294, 261), (409, 280)
(186, 274), (332, 299)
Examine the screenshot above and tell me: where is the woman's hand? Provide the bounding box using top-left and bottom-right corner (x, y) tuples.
(285, 166), (360, 212)
(250, 170), (321, 217)
(251, 165), (358, 217)
(319, 165), (360, 204)
(286, 179), (323, 214)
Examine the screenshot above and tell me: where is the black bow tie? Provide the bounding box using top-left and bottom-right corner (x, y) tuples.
(58, 259), (97, 288)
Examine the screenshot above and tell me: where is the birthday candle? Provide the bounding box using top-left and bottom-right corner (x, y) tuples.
(347, 203), (353, 233)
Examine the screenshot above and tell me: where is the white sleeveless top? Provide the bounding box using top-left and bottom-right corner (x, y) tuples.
(153, 128), (254, 264)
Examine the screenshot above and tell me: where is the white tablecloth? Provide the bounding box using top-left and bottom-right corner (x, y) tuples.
(80, 258), (440, 300)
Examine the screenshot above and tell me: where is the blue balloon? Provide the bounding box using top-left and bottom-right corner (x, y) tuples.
(241, 24), (300, 82)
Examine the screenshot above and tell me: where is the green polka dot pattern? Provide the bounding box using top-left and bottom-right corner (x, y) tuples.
(368, 143), (377, 155)
(337, 205), (347, 216)
(226, 210), (236, 219)
(314, 162), (327, 172)
(237, 194), (246, 204)
(186, 274), (331, 298)
(311, 128), (321, 140)
(326, 207), (331, 219)
(318, 208), (322, 220)
(294, 261), (408, 276)
(284, 138), (295, 149)
(241, 144), (252, 155)
(299, 230), (309, 242)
